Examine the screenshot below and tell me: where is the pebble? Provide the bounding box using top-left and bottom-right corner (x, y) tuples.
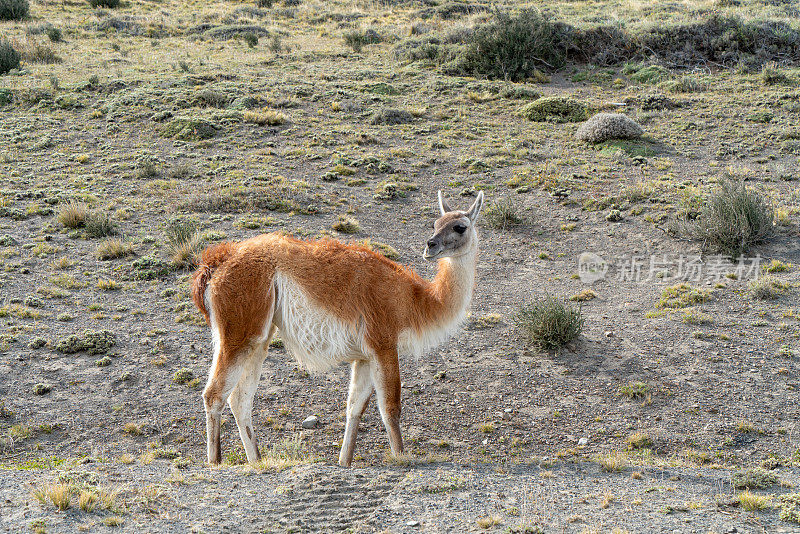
(578, 437), (589, 446)
(407, 520), (420, 527)
(302, 415), (319, 429)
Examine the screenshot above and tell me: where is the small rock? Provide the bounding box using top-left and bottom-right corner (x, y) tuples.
(578, 437), (589, 446)
(407, 520), (420, 527)
(302, 415), (319, 429)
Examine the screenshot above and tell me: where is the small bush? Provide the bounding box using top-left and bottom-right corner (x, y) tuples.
(85, 212), (116, 238)
(0, 0), (28, 21)
(332, 216), (361, 234)
(748, 275), (789, 300)
(575, 113), (643, 144)
(344, 28), (382, 53)
(0, 40), (21, 75)
(371, 108), (414, 125)
(88, 0), (120, 7)
(678, 181), (774, 258)
(55, 330), (116, 355)
(733, 468), (778, 490)
(173, 368), (194, 385)
(515, 296), (584, 350)
(521, 96), (587, 123)
(483, 197), (522, 229)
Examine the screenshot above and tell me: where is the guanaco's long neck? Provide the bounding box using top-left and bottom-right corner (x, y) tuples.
(422, 246), (477, 327)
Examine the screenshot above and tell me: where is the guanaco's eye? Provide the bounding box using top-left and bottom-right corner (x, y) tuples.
(453, 224), (467, 234)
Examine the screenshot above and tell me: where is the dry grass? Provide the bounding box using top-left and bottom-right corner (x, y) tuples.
(33, 483), (72, 510)
(57, 202), (89, 228)
(242, 109), (288, 126)
(738, 490), (772, 511)
(596, 451), (627, 472)
(96, 238), (133, 260)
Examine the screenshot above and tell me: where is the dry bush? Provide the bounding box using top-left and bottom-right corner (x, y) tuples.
(575, 113), (643, 143)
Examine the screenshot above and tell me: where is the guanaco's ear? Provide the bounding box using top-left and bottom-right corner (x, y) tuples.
(466, 190), (484, 223)
(438, 190), (453, 216)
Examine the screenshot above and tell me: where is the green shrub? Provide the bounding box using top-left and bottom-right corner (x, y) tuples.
(173, 368), (194, 385)
(456, 9), (565, 81)
(55, 330), (116, 355)
(0, 40), (21, 75)
(515, 296), (584, 350)
(678, 180), (774, 257)
(0, 0), (28, 21)
(521, 96), (587, 123)
(732, 468), (778, 490)
(88, 0), (120, 7)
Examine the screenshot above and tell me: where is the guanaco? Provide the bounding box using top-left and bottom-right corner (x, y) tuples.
(191, 190), (484, 466)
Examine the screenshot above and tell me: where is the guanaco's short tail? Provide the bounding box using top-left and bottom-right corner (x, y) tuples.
(191, 242), (237, 322)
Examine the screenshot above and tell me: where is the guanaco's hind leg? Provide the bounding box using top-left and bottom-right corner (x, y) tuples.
(203, 347), (243, 465)
(338, 360), (374, 467)
(228, 325), (276, 463)
(371, 352), (404, 458)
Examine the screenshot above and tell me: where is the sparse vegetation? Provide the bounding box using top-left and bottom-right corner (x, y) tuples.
(515, 296), (584, 350)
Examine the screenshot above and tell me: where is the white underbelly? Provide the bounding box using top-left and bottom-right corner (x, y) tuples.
(272, 273), (367, 373)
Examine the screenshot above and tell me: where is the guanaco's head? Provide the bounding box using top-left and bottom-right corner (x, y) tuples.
(424, 190), (484, 261)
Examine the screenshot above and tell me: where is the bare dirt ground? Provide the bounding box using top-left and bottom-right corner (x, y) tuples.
(1, 0), (800, 532)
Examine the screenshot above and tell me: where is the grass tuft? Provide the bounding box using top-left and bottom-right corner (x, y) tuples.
(677, 180), (774, 258)
(165, 219), (203, 268)
(96, 238), (133, 260)
(483, 197), (522, 229)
